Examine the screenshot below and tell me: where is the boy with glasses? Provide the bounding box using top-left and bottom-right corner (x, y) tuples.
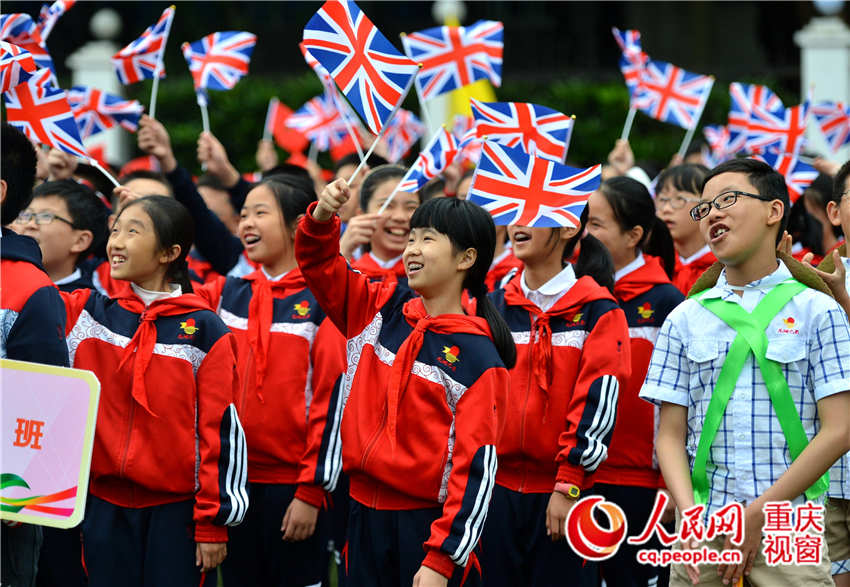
(640, 158), (850, 586)
(13, 180), (109, 292)
(654, 164), (716, 295)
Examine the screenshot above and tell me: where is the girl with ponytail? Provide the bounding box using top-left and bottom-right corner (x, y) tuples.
(296, 178), (513, 586)
(585, 176), (685, 586)
(192, 176), (347, 587)
(480, 199), (631, 586)
(59, 196), (248, 585)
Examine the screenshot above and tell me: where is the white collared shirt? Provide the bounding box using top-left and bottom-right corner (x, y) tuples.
(131, 283), (182, 307)
(367, 252), (403, 270)
(614, 252), (645, 283)
(680, 244), (712, 265)
(261, 266), (290, 282)
(519, 264), (576, 313)
(640, 260), (850, 515)
(53, 268), (82, 286)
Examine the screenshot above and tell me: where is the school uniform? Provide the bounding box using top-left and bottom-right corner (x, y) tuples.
(1, 228), (69, 587)
(484, 245), (523, 292)
(481, 265), (631, 587)
(187, 250), (222, 286)
(89, 258), (121, 297)
(196, 267), (346, 586)
(594, 254), (684, 587)
(61, 283), (248, 587)
(295, 206), (510, 585)
(54, 266), (95, 293)
(671, 245), (716, 295)
(640, 259), (850, 585)
(351, 251), (405, 281)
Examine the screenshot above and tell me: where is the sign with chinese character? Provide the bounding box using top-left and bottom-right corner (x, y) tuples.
(1, 359), (99, 528)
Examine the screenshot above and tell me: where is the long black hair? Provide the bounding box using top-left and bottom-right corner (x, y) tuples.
(409, 197), (517, 369)
(600, 176), (677, 278)
(119, 196), (195, 293)
(562, 208), (616, 293)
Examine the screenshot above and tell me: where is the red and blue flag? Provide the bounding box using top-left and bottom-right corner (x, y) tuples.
(382, 108), (425, 162)
(0, 41), (37, 93)
(468, 141), (600, 228)
(471, 99), (574, 163)
(286, 93), (348, 151)
(396, 126), (458, 192)
(181, 31), (256, 92)
(67, 86), (143, 139)
(633, 60), (714, 129)
(111, 6), (174, 85)
(727, 82), (784, 154)
(754, 151), (817, 203)
(811, 101), (850, 153)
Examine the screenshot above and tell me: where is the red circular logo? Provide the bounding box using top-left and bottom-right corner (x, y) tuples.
(565, 496), (628, 561)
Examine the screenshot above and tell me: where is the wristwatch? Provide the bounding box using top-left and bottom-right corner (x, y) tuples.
(555, 482), (581, 499)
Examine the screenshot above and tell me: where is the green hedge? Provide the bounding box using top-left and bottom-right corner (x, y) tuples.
(120, 73), (789, 174)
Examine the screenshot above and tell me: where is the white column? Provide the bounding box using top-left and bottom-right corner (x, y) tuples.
(794, 6), (850, 163)
(65, 9), (128, 166)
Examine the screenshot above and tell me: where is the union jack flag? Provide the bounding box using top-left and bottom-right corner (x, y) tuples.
(702, 125), (731, 168)
(0, 13), (55, 77)
(302, 0), (419, 135)
(471, 99), (574, 163)
(111, 6), (174, 85)
(611, 27), (648, 97)
(396, 126), (458, 192)
(0, 41), (36, 93)
(265, 97), (309, 153)
(401, 20), (503, 101)
(754, 151), (817, 203)
(811, 101), (850, 153)
(67, 86), (143, 139)
(633, 60), (713, 129)
(452, 114), (482, 165)
(468, 141), (600, 228)
(3, 69), (88, 158)
(35, 0), (75, 41)
(381, 108), (425, 162)
(727, 82), (783, 154)
(286, 94), (348, 151)
(744, 101), (808, 156)
(181, 31), (256, 92)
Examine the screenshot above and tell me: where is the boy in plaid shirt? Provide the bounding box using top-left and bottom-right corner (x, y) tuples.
(640, 159), (850, 586)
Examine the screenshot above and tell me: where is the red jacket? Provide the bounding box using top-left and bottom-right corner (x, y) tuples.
(295, 206), (510, 579)
(197, 269), (346, 507)
(61, 284), (247, 542)
(595, 255), (684, 488)
(490, 273), (631, 493)
(671, 247), (716, 295)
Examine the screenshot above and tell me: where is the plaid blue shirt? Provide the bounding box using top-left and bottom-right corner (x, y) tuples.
(640, 261), (850, 517)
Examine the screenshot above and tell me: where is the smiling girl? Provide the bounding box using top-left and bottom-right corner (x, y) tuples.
(59, 196), (248, 586)
(296, 178), (515, 587)
(193, 175), (347, 587)
(481, 206), (631, 586)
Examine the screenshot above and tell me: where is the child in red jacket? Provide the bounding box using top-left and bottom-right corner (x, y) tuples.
(296, 179), (516, 586)
(194, 175), (347, 587)
(587, 176), (685, 586)
(60, 196), (248, 586)
(481, 200), (632, 585)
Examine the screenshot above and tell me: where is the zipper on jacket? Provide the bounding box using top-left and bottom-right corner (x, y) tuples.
(120, 311), (146, 479)
(518, 316), (535, 492)
(239, 344), (255, 414)
(360, 406), (388, 507)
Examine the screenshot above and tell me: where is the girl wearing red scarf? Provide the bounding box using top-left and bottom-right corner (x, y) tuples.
(60, 196), (247, 586)
(193, 176), (347, 587)
(296, 180), (515, 587)
(587, 176), (685, 587)
(481, 206), (631, 587)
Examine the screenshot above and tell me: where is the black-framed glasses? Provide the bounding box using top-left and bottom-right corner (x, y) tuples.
(14, 210), (76, 227)
(655, 194), (701, 210)
(689, 190), (774, 221)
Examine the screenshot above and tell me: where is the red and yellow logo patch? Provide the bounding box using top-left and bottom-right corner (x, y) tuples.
(293, 300), (310, 317)
(179, 318), (198, 338)
(637, 303), (654, 320)
(442, 345), (460, 364)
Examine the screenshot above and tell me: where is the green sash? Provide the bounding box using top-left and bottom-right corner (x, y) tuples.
(691, 278), (829, 505)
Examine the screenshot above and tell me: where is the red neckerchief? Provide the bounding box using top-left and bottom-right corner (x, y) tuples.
(385, 297), (492, 450)
(614, 255), (672, 302)
(242, 268), (307, 400)
(114, 283), (212, 416)
(503, 273), (614, 396)
(352, 253), (406, 280)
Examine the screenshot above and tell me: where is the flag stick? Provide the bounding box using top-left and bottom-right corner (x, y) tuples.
(148, 5), (175, 120)
(89, 158), (120, 188)
(677, 77), (715, 160)
(620, 105), (637, 141)
(346, 70), (420, 185)
(377, 179), (405, 215)
(263, 97), (276, 142)
(308, 140), (318, 164)
(200, 101), (210, 134)
(563, 115), (576, 162)
(330, 89), (365, 164)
